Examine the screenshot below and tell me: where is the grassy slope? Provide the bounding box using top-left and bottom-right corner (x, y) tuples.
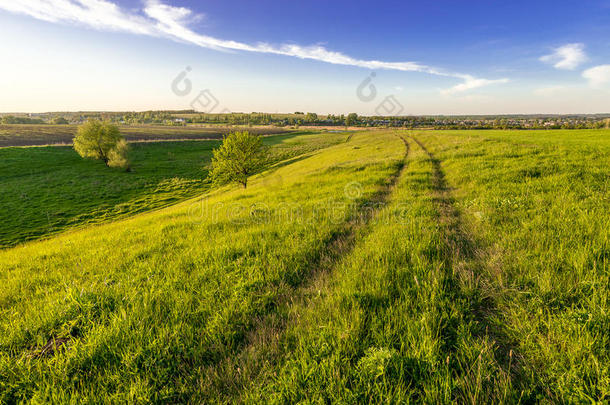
(0, 131), (405, 403)
(0, 129), (607, 403)
(240, 129), (609, 403)
(240, 137), (456, 402)
(0, 132), (346, 248)
(415, 129), (610, 402)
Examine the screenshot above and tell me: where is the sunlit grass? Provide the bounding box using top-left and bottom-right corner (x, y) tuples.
(415, 129), (610, 402)
(0, 130), (404, 403)
(0, 129), (608, 402)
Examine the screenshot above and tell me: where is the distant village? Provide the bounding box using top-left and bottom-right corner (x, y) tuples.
(2, 111), (609, 130)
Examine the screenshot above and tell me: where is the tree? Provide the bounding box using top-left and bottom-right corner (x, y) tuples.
(73, 120), (126, 167)
(345, 113), (358, 126)
(210, 131), (268, 188)
(305, 112), (318, 123)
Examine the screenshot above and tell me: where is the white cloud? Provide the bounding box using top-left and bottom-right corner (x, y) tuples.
(0, 0), (155, 35)
(0, 0), (509, 94)
(441, 76), (510, 95)
(540, 43), (588, 70)
(582, 65), (610, 87)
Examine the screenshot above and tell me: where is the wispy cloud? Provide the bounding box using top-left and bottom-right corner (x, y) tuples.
(0, 0), (509, 93)
(582, 65), (610, 87)
(540, 43), (588, 70)
(441, 76), (510, 95)
(0, 0), (155, 35)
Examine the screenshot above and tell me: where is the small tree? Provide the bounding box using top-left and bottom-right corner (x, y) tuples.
(345, 113), (358, 127)
(210, 131), (267, 188)
(73, 120), (126, 168)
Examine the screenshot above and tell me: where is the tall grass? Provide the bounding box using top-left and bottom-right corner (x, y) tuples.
(0, 129), (607, 403)
(241, 136), (516, 403)
(415, 129), (610, 402)
(0, 131), (404, 403)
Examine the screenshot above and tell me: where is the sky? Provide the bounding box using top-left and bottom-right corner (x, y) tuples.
(1, 0), (609, 114)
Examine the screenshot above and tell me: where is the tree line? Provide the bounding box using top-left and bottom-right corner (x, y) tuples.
(4, 112), (610, 130)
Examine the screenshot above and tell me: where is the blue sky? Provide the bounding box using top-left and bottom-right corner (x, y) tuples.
(1, 0), (609, 114)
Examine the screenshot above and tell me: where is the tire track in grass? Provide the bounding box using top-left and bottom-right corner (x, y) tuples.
(197, 134), (411, 401)
(407, 133), (522, 401)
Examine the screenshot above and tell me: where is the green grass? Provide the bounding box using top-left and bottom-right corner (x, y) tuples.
(0, 129), (608, 403)
(0, 131), (347, 248)
(0, 130), (403, 403)
(413, 129), (610, 402)
(238, 129), (609, 404)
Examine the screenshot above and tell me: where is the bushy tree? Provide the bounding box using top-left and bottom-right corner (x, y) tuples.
(73, 120), (129, 169)
(305, 112), (318, 123)
(210, 131), (267, 188)
(346, 113), (358, 126)
(107, 139), (131, 171)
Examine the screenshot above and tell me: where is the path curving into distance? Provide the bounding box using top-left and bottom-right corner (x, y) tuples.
(199, 133), (412, 400)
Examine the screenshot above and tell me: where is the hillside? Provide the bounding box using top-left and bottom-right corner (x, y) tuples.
(0, 130), (608, 403)
(0, 131), (345, 247)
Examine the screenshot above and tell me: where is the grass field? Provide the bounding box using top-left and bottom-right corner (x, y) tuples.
(0, 124), (291, 147)
(0, 129), (608, 403)
(0, 131), (347, 248)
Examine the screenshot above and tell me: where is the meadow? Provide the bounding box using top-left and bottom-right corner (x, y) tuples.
(0, 131), (345, 248)
(0, 129), (608, 403)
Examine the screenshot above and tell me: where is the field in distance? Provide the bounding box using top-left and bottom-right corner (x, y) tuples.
(0, 129), (608, 403)
(0, 124), (292, 147)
